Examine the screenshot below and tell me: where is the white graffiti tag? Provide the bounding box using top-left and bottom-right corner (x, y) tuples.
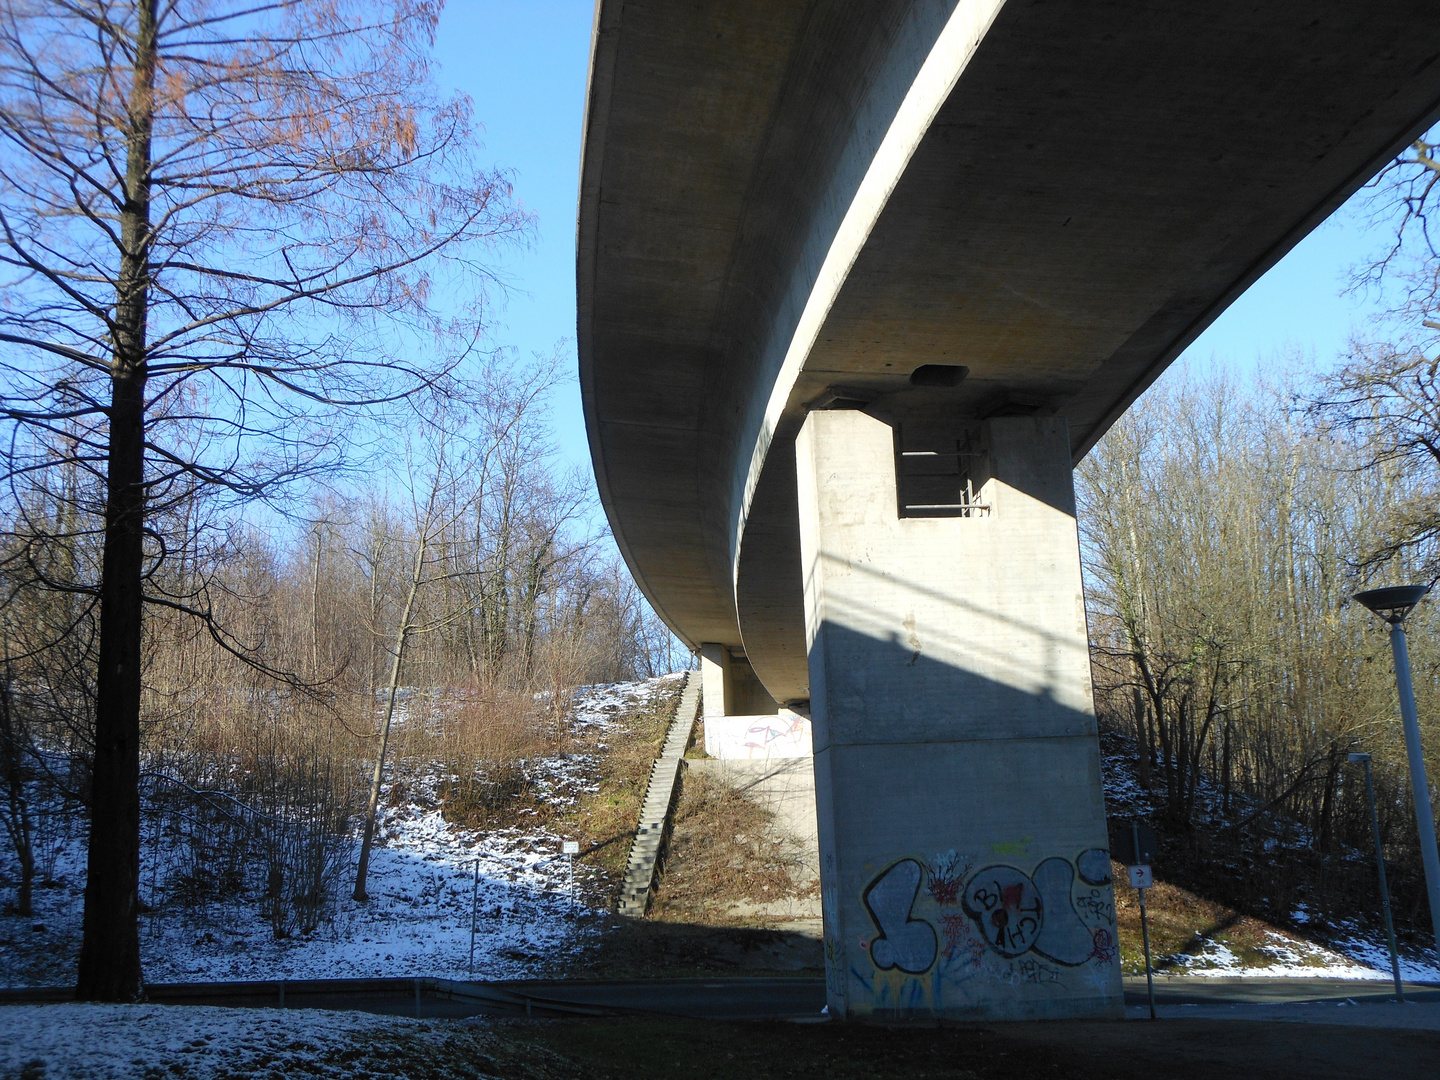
(863, 859), (938, 974)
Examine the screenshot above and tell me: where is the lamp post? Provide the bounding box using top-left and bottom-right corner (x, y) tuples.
(1353, 585), (1440, 958)
(1346, 752), (1403, 1000)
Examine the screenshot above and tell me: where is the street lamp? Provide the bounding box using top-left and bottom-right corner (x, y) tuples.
(1353, 584), (1440, 959)
(1346, 751), (1403, 1000)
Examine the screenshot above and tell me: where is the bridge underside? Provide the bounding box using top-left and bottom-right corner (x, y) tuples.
(578, 0), (1440, 1019)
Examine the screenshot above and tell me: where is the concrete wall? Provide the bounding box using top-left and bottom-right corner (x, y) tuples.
(687, 756), (823, 927)
(796, 409), (1122, 1021)
(729, 654), (781, 715)
(701, 645), (781, 718)
(704, 711), (813, 760)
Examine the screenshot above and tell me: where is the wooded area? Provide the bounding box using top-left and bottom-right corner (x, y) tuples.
(1080, 132), (1440, 938)
(1079, 367), (1440, 928)
(0, 0), (673, 998)
(0, 346), (676, 936)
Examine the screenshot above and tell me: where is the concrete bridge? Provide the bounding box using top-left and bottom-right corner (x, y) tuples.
(577, 0), (1440, 1020)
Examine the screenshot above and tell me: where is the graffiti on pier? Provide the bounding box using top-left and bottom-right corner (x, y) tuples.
(1077, 847), (1112, 886)
(939, 913), (987, 966)
(862, 859), (938, 974)
(1075, 889), (1115, 926)
(1030, 857), (1098, 965)
(1012, 957), (1063, 985)
(856, 845), (1121, 1002)
(926, 850), (970, 906)
(1089, 927), (1118, 965)
(963, 865), (1042, 957)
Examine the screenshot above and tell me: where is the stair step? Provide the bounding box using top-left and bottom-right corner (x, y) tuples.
(614, 670), (701, 919)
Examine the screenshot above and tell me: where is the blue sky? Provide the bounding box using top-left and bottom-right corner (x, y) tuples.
(433, 2), (595, 470)
(434, 1), (1396, 477)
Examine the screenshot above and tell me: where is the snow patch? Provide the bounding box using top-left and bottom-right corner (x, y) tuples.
(0, 675), (681, 988)
(0, 1004), (470, 1080)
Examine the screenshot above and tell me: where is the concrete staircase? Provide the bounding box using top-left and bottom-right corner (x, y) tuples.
(617, 670), (701, 917)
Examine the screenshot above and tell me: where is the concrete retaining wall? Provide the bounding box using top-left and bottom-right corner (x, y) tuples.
(703, 710), (812, 760)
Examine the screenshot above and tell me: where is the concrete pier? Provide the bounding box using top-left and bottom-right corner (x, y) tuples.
(796, 409), (1121, 1020)
(699, 644), (732, 718)
(700, 643), (780, 717)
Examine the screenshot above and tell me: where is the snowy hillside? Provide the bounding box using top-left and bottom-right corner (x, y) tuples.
(0, 675), (682, 988)
(1098, 725), (1440, 982)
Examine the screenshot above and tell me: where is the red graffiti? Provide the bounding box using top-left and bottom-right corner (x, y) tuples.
(1089, 927), (1118, 965)
(928, 877), (961, 905)
(939, 914), (985, 965)
(963, 866), (1043, 957)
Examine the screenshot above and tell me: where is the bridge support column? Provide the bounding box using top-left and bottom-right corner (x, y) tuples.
(699, 643), (732, 718)
(795, 409), (1122, 1021)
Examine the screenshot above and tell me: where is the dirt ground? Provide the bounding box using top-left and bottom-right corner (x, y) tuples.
(521, 1014), (1438, 1080)
(551, 915), (823, 980)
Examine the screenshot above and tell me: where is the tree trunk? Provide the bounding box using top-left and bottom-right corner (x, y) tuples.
(0, 675), (35, 917)
(310, 525), (323, 678)
(1154, 700), (1176, 813)
(1222, 713), (1232, 818)
(76, 0), (157, 1003)
(1133, 685), (1151, 790)
(353, 542), (425, 902)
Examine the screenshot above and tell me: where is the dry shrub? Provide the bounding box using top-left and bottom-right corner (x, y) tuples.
(650, 768), (809, 922)
(143, 687), (363, 938)
(562, 685), (679, 901)
(1108, 861), (1324, 974)
(439, 760), (539, 829)
(438, 689), (553, 766)
(427, 689), (555, 829)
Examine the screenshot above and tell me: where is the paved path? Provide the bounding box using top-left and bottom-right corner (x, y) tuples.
(8, 974), (1436, 1025)
(1124, 1000), (1440, 1029)
(507, 974), (1440, 1022)
(1122, 975), (1440, 1030)
(1122, 974), (1440, 1005)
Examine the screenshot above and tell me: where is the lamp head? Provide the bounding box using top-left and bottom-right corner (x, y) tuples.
(1353, 584), (1430, 624)
(1347, 752), (1371, 764)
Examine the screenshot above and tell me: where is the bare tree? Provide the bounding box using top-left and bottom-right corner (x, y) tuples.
(1355, 131), (1440, 327)
(0, 0), (528, 998)
(351, 405), (476, 902)
(1310, 124), (1440, 577)
(1309, 343), (1440, 578)
(1081, 362), (1440, 925)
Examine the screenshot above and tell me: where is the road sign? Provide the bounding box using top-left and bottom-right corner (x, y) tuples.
(1128, 864), (1153, 889)
(1113, 821), (1159, 866)
(562, 840), (580, 855)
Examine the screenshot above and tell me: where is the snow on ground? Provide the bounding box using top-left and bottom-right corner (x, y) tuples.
(1158, 931), (1393, 980)
(1331, 926), (1440, 984)
(0, 675), (682, 989)
(8, 671), (1437, 991)
(1097, 726), (1440, 982)
(142, 798), (587, 984)
(0, 1003), (563, 1080)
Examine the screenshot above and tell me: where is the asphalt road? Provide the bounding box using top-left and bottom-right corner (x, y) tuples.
(1121, 974), (1440, 1006)
(499, 974), (1440, 1017)
(6, 974), (1438, 1023)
